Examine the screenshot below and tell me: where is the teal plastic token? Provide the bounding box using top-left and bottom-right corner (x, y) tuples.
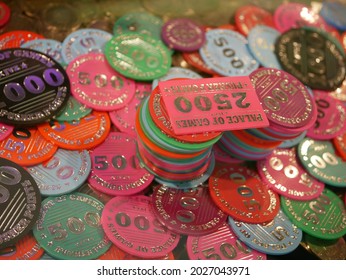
(105, 33), (172, 81)
(33, 193), (111, 260)
(297, 137), (346, 187)
(281, 188), (346, 240)
(54, 96), (92, 122)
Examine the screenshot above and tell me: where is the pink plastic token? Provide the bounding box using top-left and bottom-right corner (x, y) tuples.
(0, 122), (13, 141)
(88, 132), (154, 196)
(307, 90), (346, 140)
(101, 195), (180, 258)
(257, 148), (324, 200)
(67, 53), (135, 111)
(186, 223), (266, 260)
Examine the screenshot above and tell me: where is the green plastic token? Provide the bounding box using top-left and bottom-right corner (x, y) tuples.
(105, 33), (171, 81)
(55, 96), (92, 122)
(281, 188), (346, 240)
(33, 193), (111, 260)
(297, 137), (346, 187)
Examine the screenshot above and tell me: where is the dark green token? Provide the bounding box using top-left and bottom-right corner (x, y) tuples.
(55, 96), (92, 122)
(281, 188), (346, 240)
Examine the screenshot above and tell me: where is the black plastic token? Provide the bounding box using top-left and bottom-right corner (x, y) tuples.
(0, 157), (41, 249)
(0, 48), (70, 126)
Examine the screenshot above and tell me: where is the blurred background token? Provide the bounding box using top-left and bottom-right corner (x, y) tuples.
(0, 127), (58, 166)
(281, 188), (346, 240)
(27, 149), (91, 197)
(304, 234), (346, 260)
(54, 96), (92, 122)
(228, 209), (303, 255)
(320, 1), (346, 31)
(186, 223), (266, 260)
(101, 195), (180, 258)
(0, 122), (13, 141)
(0, 2), (10, 27)
(0, 157), (41, 249)
(0, 30), (44, 49)
(67, 53), (135, 111)
(33, 193), (111, 260)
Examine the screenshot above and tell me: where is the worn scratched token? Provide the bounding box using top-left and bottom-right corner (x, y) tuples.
(0, 31), (44, 49)
(0, 48), (70, 126)
(208, 165), (280, 223)
(0, 122), (13, 141)
(0, 2), (10, 27)
(257, 148), (324, 200)
(33, 193), (111, 260)
(0, 157), (41, 249)
(228, 209), (303, 255)
(67, 53), (135, 111)
(298, 137), (346, 187)
(304, 234), (346, 260)
(54, 96), (92, 122)
(186, 223), (266, 260)
(101, 195), (180, 258)
(281, 188), (346, 239)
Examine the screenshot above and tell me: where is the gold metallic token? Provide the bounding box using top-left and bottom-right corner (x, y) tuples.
(304, 234), (346, 260)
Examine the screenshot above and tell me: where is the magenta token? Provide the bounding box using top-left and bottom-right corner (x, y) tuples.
(151, 184), (227, 236)
(257, 148), (324, 200)
(186, 223), (266, 260)
(307, 90), (346, 140)
(101, 195), (180, 258)
(66, 53), (135, 111)
(88, 132), (154, 196)
(0, 122), (13, 141)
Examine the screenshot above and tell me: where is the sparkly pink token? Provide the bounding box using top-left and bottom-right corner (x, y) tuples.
(151, 184), (227, 236)
(66, 53), (135, 111)
(101, 195), (180, 258)
(307, 90), (346, 140)
(88, 132), (154, 196)
(186, 223), (266, 260)
(0, 122), (13, 141)
(257, 148), (324, 200)
(109, 82), (151, 136)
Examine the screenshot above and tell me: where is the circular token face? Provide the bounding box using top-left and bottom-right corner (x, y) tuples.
(0, 48), (70, 126)
(199, 29), (259, 76)
(61, 28), (112, 64)
(161, 18), (205, 52)
(305, 234), (346, 260)
(67, 53), (135, 111)
(0, 157), (41, 249)
(0, 122), (13, 141)
(320, 2), (346, 31)
(257, 148), (324, 200)
(298, 137), (346, 187)
(101, 195), (180, 258)
(88, 132), (154, 196)
(228, 209), (303, 255)
(275, 28), (346, 91)
(105, 33), (171, 81)
(27, 149), (91, 196)
(281, 188), (346, 239)
(250, 67), (316, 129)
(33, 193), (111, 260)
(37, 111), (111, 150)
(0, 2), (10, 27)
(0, 31), (44, 49)
(186, 223), (266, 260)
(0, 127), (58, 166)
(307, 91), (346, 140)
(182, 50), (218, 76)
(54, 96), (92, 122)
(208, 165), (280, 223)
(151, 184), (226, 236)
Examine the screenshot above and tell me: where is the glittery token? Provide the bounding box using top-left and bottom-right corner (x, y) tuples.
(54, 96), (92, 122)
(228, 209), (303, 255)
(281, 188), (346, 239)
(33, 193), (111, 260)
(199, 29), (259, 76)
(0, 157), (41, 249)
(105, 33), (171, 81)
(67, 53), (135, 111)
(0, 48), (70, 126)
(0, 31), (44, 49)
(0, 122), (13, 141)
(0, 2), (11, 27)
(257, 148), (324, 200)
(208, 165), (280, 223)
(101, 195), (180, 258)
(186, 223), (266, 260)
(320, 1), (346, 31)
(298, 137), (346, 187)
(304, 234), (346, 260)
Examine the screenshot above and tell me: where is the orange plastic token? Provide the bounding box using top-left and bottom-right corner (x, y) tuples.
(37, 111), (111, 150)
(333, 131), (346, 160)
(0, 30), (44, 49)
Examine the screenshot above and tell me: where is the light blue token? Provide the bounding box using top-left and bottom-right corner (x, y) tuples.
(320, 1), (346, 31)
(279, 131), (307, 148)
(247, 25), (282, 69)
(27, 149), (91, 196)
(228, 209), (303, 255)
(199, 29), (259, 76)
(152, 66), (202, 89)
(61, 28), (112, 64)
(21, 38), (64, 65)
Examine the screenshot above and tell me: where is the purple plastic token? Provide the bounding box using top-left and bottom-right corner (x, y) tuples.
(257, 148), (324, 200)
(0, 122), (13, 141)
(88, 132), (154, 196)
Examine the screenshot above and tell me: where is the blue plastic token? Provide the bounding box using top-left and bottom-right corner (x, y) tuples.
(279, 131), (307, 148)
(152, 67), (202, 89)
(320, 1), (346, 31)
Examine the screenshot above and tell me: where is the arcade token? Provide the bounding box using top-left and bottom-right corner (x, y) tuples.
(320, 1), (346, 31)
(213, 142), (245, 165)
(0, 122), (13, 141)
(54, 96), (92, 122)
(279, 131), (307, 148)
(304, 234), (346, 260)
(182, 50), (218, 76)
(0, 2), (10, 27)
(0, 31), (44, 49)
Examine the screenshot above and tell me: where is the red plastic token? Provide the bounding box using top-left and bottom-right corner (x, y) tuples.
(101, 195), (180, 258)
(208, 165), (280, 223)
(333, 131), (346, 161)
(0, 31), (44, 49)
(0, 2), (10, 27)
